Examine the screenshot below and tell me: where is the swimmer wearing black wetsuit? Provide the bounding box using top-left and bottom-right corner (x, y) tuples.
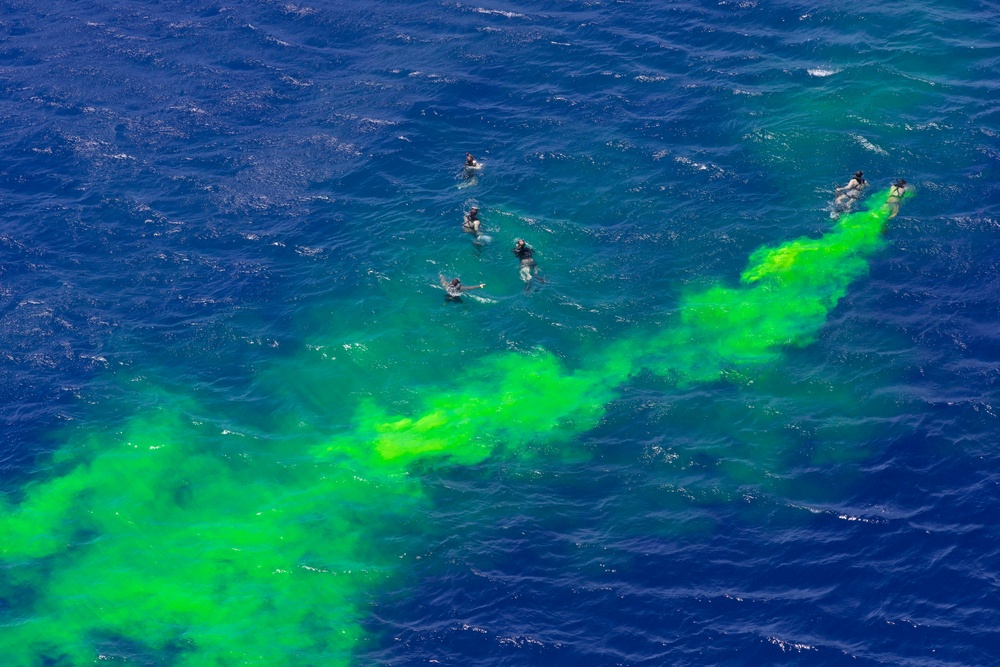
(886, 178), (907, 219)
(835, 170), (867, 207)
(512, 239), (538, 282)
(462, 207), (481, 239)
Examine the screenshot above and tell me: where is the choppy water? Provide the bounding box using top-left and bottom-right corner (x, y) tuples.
(1, 0), (999, 665)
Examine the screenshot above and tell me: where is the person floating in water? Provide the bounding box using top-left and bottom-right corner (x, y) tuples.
(886, 178), (907, 219)
(439, 274), (485, 301)
(459, 153), (481, 189)
(512, 239), (539, 284)
(834, 170), (867, 213)
(462, 206), (482, 240)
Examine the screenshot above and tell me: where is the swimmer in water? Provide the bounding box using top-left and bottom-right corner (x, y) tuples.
(459, 153), (481, 188)
(512, 239), (539, 284)
(439, 274), (485, 301)
(462, 207), (482, 241)
(834, 170), (867, 209)
(886, 178), (907, 219)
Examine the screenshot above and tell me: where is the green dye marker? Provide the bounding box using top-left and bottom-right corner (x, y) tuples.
(0, 189), (908, 665)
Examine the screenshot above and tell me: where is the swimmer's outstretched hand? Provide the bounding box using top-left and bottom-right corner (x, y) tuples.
(480, 283), (485, 288)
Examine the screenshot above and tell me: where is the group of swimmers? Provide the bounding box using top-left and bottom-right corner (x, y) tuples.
(442, 160), (909, 301)
(441, 153), (541, 300)
(833, 170), (908, 219)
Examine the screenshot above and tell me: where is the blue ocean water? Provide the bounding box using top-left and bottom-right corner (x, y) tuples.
(1, 0), (999, 665)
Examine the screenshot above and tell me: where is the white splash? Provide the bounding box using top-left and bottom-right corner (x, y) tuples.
(852, 134), (890, 155)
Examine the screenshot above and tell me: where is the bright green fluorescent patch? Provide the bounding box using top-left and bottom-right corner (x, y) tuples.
(0, 190), (907, 665)
(650, 188), (905, 385)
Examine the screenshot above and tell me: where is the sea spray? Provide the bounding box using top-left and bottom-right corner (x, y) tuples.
(0, 189), (908, 665)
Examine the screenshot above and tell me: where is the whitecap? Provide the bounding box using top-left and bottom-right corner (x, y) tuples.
(807, 67), (839, 77)
(852, 133), (890, 155)
(473, 7), (527, 19)
(768, 637), (816, 652)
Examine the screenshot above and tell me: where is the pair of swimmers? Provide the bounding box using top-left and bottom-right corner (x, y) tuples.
(834, 171), (908, 218)
(461, 206), (540, 283)
(442, 236), (540, 300)
(449, 219), (542, 298)
(460, 153), (485, 240)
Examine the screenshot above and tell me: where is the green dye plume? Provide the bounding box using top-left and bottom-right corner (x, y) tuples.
(1, 401), (418, 666)
(0, 189), (907, 665)
(648, 187), (907, 384)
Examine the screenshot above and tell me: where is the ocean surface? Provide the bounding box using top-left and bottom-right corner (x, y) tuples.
(1, 0), (999, 665)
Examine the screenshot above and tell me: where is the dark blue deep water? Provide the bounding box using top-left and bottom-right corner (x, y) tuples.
(2, 1), (1000, 665)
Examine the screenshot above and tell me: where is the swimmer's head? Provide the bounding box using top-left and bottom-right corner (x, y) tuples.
(451, 278), (460, 287)
(470, 207), (478, 213)
(894, 178), (907, 188)
(514, 239), (524, 247)
(854, 171), (864, 179)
